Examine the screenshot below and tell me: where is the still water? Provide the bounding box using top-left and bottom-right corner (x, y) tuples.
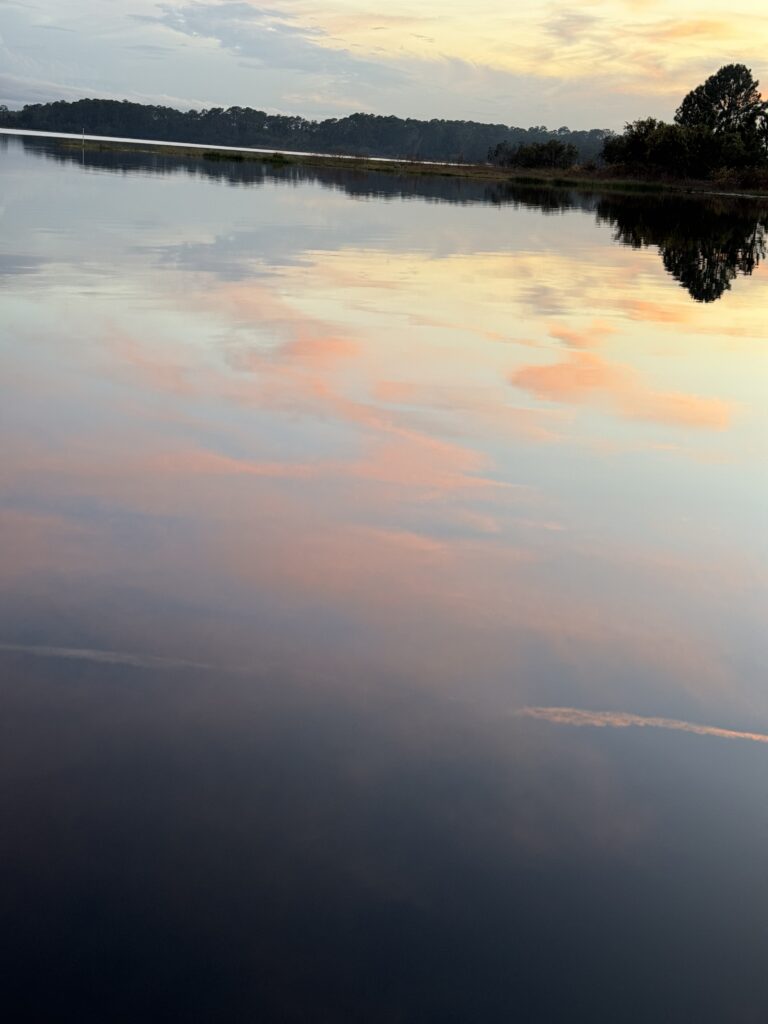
(1, 136), (767, 1022)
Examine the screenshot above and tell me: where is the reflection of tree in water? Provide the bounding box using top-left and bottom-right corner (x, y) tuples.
(20, 137), (603, 211)
(19, 138), (768, 301)
(595, 195), (767, 302)
(484, 182), (598, 214)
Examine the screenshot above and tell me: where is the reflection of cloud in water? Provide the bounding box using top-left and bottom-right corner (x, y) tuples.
(519, 706), (768, 745)
(510, 351), (731, 430)
(0, 253), (43, 277)
(21, 137), (768, 304)
(2, 136), (766, 722)
(0, 642), (225, 673)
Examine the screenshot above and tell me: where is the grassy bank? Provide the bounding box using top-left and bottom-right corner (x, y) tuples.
(60, 137), (768, 200)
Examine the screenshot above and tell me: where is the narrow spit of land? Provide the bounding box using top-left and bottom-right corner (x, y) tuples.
(3, 127), (766, 200)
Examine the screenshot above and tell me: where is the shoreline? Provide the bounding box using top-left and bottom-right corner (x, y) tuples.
(4, 128), (768, 201)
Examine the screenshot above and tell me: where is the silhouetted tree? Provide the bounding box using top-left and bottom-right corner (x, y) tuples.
(675, 64), (767, 139)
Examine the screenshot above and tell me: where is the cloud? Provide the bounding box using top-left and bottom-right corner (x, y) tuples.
(138, 1), (403, 85)
(0, 252), (43, 277)
(543, 9), (601, 44)
(623, 299), (691, 324)
(0, 641), (223, 673)
(548, 320), (616, 349)
(2, 0), (768, 127)
(510, 351), (731, 430)
(0, 70), (207, 110)
(648, 18), (731, 43)
(517, 706), (768, 746)
(122, 43), (177, 59)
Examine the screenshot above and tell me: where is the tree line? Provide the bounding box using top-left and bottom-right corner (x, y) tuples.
(0, 99), (609, 164)
(2, 64), (765, 180)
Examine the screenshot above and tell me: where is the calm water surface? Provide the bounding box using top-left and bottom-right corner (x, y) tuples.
(1, 137), (768, 1022)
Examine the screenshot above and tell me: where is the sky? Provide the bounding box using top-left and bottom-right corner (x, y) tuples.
(1, 1), (768, 129)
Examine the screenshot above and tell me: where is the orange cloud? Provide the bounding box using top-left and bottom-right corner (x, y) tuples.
(513, 352), (623, 400)
(649, 18), (732, 42)
(510, 351), (730, 430)
(624, 299), (691, 325)
(548, 320), (616, 349)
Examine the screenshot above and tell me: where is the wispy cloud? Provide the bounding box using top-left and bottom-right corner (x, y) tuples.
(0, 641), (223, 672)
(648, 17), (731, 43)
(3, 0), (767, 126)
(0, 71), (208, 110)
(548, 320), (617, 349)
(137, 1), (403, 84)
(542, 8), (601, 44)
(518, 706), (768, 746)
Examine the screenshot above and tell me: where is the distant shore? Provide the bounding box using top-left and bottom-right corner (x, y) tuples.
(3, 128), (767, 201)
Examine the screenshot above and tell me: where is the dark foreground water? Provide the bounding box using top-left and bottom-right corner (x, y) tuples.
(1, 136), (768, 1022)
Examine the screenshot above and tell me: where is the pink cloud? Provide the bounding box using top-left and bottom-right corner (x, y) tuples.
(510, 352), (730, 430)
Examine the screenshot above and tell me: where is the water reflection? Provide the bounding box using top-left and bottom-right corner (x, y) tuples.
(20, 136), (768, 302)
(1, 135), (767, 1021)
(596, 194), (768, 302)
(5, 647), (768, 1022)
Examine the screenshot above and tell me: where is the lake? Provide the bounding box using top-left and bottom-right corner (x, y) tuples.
(1, 135), (767, 1022)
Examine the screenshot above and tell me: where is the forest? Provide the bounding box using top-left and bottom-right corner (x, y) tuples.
(0, 99), (608, 165)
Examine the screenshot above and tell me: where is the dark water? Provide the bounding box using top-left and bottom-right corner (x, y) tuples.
(1, 136), (767, 1022)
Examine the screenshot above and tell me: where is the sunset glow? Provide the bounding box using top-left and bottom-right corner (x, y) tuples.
(2, 0), (768, 125)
